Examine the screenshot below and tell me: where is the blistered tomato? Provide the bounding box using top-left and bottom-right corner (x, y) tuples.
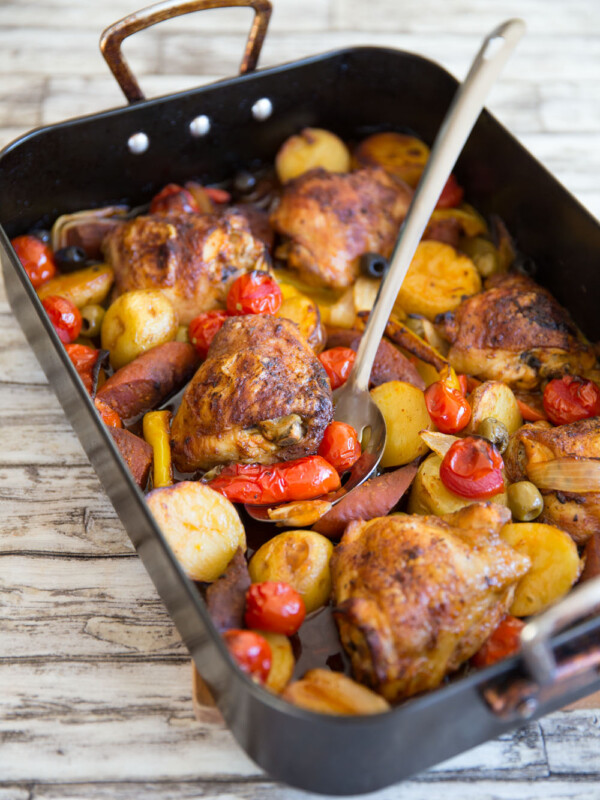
(471, 615), (525, 668)
(245, 581), (306, 636)
(65, 343), (99, 394)
(226, 271), (282, 316)
(424, 381), (471, 434)
(318, 421), (361, 473)
(436, 174), (464, 209)
(11, 235), (57, 288)
(189, 310), (229, 358)
(223, 629), (272, 683)
(42, 295), (82, 343)
(150, 183), (199, 215)
(318, 347), (356, 390)
(543, 375), (600, 425)
(439, 436), (504, 499)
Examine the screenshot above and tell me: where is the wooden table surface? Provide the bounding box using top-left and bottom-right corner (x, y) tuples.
(2, 1), (600, 798)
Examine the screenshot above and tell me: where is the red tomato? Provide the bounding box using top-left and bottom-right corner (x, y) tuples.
(150, 183), (199, 215)
(207, 455), (341, 505)
(543, 375), (600, 425)
(471, 615), (525, 668)
(204, 187), (231, 204)
(465, 375), (482, 393)
(94, 398), (123, 428)
(42, 295), (82, 343)
(439, 436), (504, 499)
(222, 629), (272, 683)
(516, 396), (547, 422)
(65, 343), (99, 394)
(424, 381), (471, 434)
(318, 421), (361, 473)
(189, 310), (229, 358)
(226, 271), (282, 316)
(245, 581), (306, 636)
(436, 174), (464, 209)
(11, 235), (57, 288)
(457, 374), (469, 395)
(318, 347), (356, 390)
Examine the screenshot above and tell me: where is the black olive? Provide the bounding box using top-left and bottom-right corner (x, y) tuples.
(31, 229), (51, 244)
(514, 255), (537, 277)
(360, 252), (388, 279)
(54, 246), (87, 272)
(233, 170), (257, 195)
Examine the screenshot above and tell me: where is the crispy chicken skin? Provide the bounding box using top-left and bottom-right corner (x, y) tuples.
(505, 418), (600, 544)
(442, 274), (596, 390)
(270, 167), (412, 289)
(171, 315), (333, 472)
(330, 504), (530, 702)
(104, 209), (269, 324)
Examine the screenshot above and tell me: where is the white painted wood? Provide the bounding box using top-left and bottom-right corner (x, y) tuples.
(2, 1), (600, 798)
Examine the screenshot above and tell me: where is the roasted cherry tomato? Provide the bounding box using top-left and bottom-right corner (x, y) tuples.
(11, 234), (57, 288)
(439, 436), (504, 499)
(543, 375), (600, 425)
(516, 396), (547, 422)
(226, 271), (282, 316)
(318, 421), (361, 473)
(65, 343), (99, 394)
(245, 581), (306, 636)
(41, 295), (82, 343)
(435, 174), (464, 209)
(204, 186), (231, 204)
(471, 615), (525, 668)
(425, 381), (471, 434)
(207, 455), (341, 505)
(318, 347), (356, 390)
(457, 374), (469, 395)
(94, 398), (123, 428)
(222, 629), (272, 683)
(189, 310), (229, 358)
(150, 183), (200, 215)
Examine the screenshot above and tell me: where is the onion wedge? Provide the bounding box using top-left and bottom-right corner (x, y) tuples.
(419, 430), (459, 459)
(527, 458), (600, 493)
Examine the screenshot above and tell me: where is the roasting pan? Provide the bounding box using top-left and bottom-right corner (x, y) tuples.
(2, 0), (600, 794)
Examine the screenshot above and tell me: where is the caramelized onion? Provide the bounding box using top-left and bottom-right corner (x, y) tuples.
(527, 457), (600, 493)
(419, 430), (459, 458)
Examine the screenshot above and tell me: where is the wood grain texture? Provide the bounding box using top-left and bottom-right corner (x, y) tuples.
(1, 0), (600, 798)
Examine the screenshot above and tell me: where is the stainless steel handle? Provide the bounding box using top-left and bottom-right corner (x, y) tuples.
(350, 18), (526, 392)
(100, 0), (272, 104)
(521, 575), (600, 685)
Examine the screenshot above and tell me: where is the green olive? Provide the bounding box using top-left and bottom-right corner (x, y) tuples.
(175, 325), (189, 343)
(477, 417), (509, 453)
(461, 237), (500, 278)
(507, 481), (544, 522)
(80, 304), (105, 338)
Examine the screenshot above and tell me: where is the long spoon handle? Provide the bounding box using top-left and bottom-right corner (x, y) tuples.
(349, 18), (525, 392)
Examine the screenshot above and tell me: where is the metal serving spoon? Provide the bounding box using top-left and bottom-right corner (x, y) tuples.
(245, 18), (525, 525)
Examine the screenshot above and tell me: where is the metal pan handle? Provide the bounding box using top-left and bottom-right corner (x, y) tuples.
(100, 0), (272, 103)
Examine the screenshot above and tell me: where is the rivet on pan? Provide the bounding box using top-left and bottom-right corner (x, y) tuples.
(127, 132), (149, 154)
(252, 97), (273, 121)
(190, 115), (211, 137)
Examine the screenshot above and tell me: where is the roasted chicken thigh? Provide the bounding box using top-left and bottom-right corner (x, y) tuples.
(505, 417), (600, 544)
(270, 167), (412, 289)
(104, 209), (269, 324)
(171, 315), (333, 472)
(330, 504), (530, 702)
(442, 274), (596, 390)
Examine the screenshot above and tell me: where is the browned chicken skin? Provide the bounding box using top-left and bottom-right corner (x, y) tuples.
(505, 417), (600, 544)
(270, 167), (412, 289)
(171, 315), (333, 472)
(104, 209), (269, 324)
(442, 273), (596, 390)
(330, 504), (530, 702)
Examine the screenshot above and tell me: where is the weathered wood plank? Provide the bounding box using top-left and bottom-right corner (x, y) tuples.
(540, 710), (600, 775)
(0, 313), (48, 385)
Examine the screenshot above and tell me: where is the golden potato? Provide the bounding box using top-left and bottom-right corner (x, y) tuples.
(249, 530), (333, 614)
(37, 263), (114, 308)
(396, 241), (481, 320)
(276, 293), (326, 352)
(467, 381), (523, 436)
(146, 481), (246, 583)
(370, 381), (432, 467)
(353, 132), (429, 188)
(275, 128), (351, 184)
(101, 289), (178, 369)
(408, 453), (508, 516)
(253, 631), (295, 694)
(500, 522), (581, 617)
(429, 204), (488, 238)
(282, 669), (390, 715)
